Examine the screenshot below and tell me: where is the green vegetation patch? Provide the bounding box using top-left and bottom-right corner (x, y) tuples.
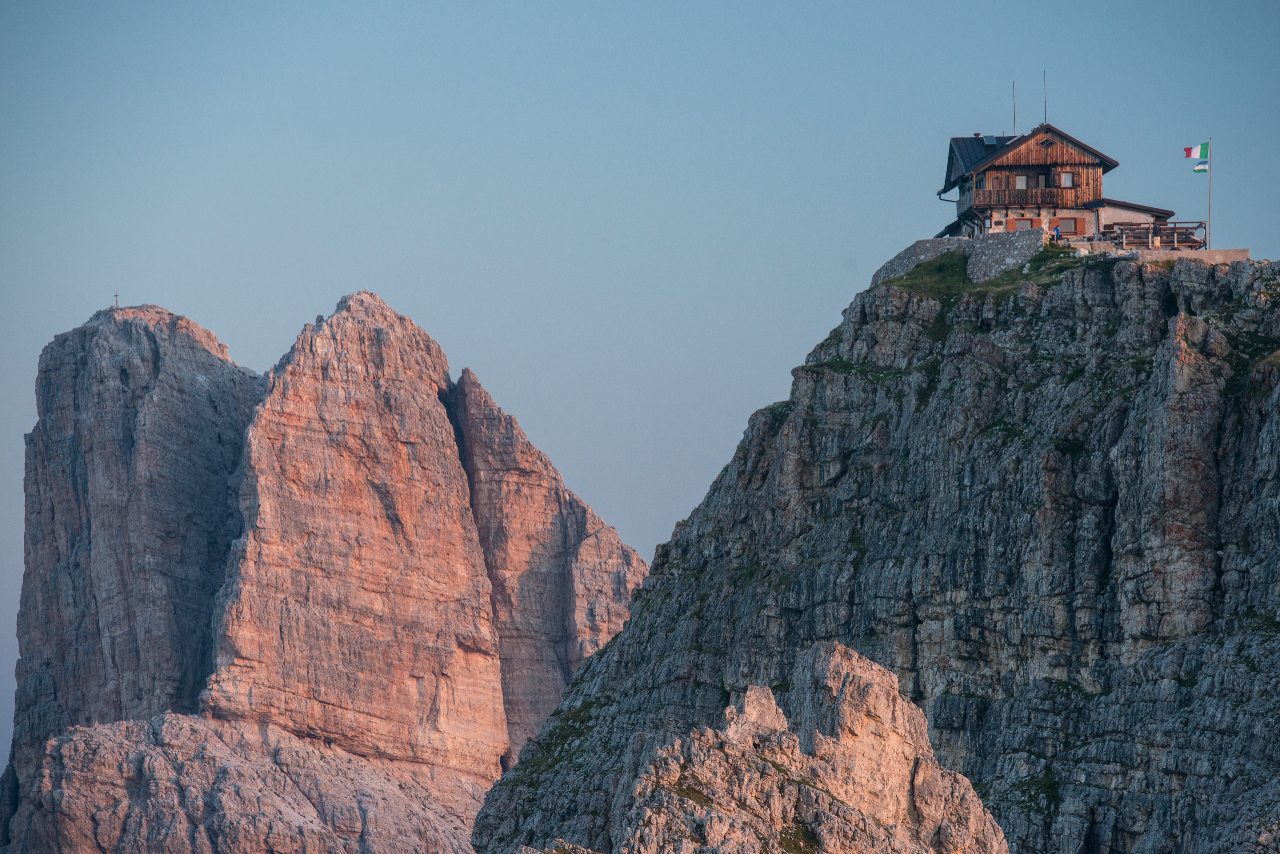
(978, 243), (1084, 293)
(914, 358), (941, 409)
(1011, 767), (1062, 812)
(1229, 329), (1280, 361)
(1220, 328), (1280, 399)
(801, 358), (903, 381)
(671, 776), (714, 809)
(1243, 611), (1280, 636)
(882, 251), (970, 302)
(509, 697), (604, 778)
(729, 562), (793, 593)
(882, 245), (1083, 305)
(1053, 434), (1089, 459)
(878, 245), (1085, 346)
(763, 401), (795, 430)
(799, 357), (939, 412)
(778, 820), (821, 854)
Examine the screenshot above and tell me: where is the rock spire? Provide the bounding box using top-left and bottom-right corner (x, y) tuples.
(2, 292), (646, 852)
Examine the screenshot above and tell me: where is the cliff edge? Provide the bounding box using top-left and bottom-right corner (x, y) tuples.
(476, 244), (1280, 853)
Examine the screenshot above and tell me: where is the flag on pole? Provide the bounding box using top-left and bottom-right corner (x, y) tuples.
(1184, 142), (1209, 159)
(1193, 160), (1209, 173)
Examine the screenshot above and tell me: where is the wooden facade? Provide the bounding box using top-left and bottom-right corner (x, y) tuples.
(937, 123), (1191, 244)
(947, 126), (1111, 219)
(936, 123), (1167, 240)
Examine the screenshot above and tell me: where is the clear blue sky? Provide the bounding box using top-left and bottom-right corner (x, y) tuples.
(2, 1), (1276, 753)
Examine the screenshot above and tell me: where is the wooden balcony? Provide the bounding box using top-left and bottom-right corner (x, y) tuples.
(964, 187), (1092, 211)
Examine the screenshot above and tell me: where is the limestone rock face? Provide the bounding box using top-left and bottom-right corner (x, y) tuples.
(476, 248), (1280, 853)
(505, 642), (1004, 854)
(2, 292), (645, 852)
(203, 292), (509, 788)
(451, 368), (646, 755)
(6, 715), (474, 854)
(10, 306), (262, 771)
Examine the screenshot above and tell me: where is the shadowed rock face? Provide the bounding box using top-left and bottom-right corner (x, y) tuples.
(451, 368), (646, 756)
(1, 292), (645, 852)
(10, 307), (262, 770)
(475, 251), (1280, 854)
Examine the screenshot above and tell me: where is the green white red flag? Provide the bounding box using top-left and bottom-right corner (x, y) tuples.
(1184, 142), (1209, 159)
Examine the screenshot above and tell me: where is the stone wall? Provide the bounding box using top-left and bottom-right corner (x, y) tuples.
(870, 238), (970, 286)
(871, 230), (1046, 287)
(963, 229), (1045, 282)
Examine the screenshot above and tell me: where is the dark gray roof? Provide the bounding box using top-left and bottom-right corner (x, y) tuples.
(1081, 197), (1175, 219)
(949, 134), (1017, 176)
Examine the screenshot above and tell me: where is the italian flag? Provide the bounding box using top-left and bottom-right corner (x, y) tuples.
(1184, 142), (1209, 159)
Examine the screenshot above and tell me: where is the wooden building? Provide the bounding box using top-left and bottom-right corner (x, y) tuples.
(936, 123), (1202, 249)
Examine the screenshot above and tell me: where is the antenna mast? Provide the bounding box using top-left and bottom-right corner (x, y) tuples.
(1043, 70), (1048, 124)
(1012, 80), (1017, 134)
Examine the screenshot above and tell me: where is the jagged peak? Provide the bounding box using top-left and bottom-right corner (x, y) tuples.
(332, 289), (400, 320)
(451, 367), (558, 479)
(270, 291), (451, 388)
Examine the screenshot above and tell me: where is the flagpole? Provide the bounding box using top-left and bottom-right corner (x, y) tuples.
(1207, 137), (1213, 250)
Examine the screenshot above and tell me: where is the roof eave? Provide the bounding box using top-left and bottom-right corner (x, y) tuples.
(1082, 197), (1176, 218)
(941, 143), (962, 193)
(963, 123), (1120, 176)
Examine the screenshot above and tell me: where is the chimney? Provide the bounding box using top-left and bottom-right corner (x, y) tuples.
(974, 132), (982, 138)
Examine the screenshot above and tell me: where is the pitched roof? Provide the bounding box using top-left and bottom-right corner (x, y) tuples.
(949, 134), (1017, 176)
(941, 124), (1120, 193)
(1081, 197), (1175, 219)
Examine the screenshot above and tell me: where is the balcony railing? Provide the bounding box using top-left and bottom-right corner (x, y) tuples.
(1097, 221), (1207, 250)
(968, 188), (1083, 209)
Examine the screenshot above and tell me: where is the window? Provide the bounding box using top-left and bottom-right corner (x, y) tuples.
(1014, 219), (1034, 230)
(1058, 219), (1077, 234)
(976, 174), (985, 190)
(1015, 175), (1028, 190)
(1060, 172), (1075, 188)
(1037, 174), (1048, 189)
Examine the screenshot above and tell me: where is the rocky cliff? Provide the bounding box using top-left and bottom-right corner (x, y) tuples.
(1, 292), (645, 852)
(476, 245), (1280, 853)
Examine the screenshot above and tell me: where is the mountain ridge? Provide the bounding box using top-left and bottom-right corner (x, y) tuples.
(2, 291), (646, 852)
